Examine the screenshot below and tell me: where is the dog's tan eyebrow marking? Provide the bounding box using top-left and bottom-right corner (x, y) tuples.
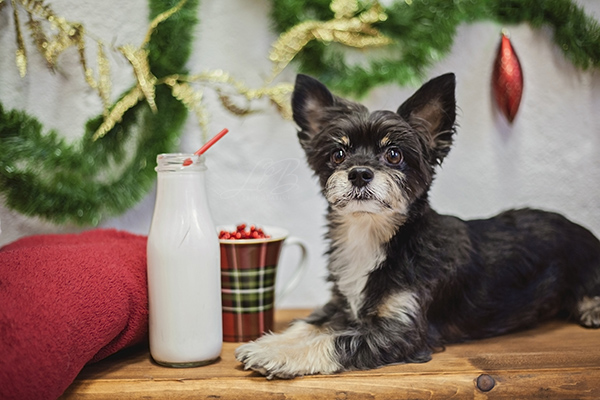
(334, 136), (350, 146)
(380, 135), (391, 147)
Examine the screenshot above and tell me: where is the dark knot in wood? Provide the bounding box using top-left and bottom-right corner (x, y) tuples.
(476, 374), (496, 392)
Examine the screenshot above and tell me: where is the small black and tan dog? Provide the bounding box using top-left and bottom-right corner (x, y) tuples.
(235, 73), (600, 379)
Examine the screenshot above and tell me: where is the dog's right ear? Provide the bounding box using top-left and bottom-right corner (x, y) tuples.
(292, 74), (335, 148)
(397, 73), (456, 165)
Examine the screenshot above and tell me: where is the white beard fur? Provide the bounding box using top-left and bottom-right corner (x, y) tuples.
(328, 207), (407, 319)
(325, 168), (409, 318)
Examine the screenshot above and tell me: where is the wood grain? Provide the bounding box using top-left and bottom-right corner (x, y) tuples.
(60, 309), (600, 399)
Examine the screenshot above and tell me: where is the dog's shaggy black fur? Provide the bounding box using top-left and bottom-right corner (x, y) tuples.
(235, 73), (600, 379)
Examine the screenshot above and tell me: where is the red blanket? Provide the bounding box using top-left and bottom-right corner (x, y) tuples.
(0, 229), (148, 400)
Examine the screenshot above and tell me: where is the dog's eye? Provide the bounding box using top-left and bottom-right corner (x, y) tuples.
(385, 147), (403, 165)
(330, 149), (346, 165)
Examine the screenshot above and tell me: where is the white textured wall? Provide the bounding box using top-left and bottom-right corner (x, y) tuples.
(1, 0), (599, 308)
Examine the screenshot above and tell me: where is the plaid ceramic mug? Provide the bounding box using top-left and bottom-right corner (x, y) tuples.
(218, 226), (308, 342)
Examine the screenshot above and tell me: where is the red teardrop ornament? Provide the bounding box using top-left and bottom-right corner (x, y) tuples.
(492, 31), (523, 123)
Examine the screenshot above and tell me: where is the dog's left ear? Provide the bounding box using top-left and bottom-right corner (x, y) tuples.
(291, 74), (335, 149)
(397, 73), (456, 164)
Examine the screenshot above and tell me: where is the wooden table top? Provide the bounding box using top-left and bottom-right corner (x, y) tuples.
(60, 309), (600, 399)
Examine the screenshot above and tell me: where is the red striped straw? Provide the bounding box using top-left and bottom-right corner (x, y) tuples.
(183, 128), (229, 166)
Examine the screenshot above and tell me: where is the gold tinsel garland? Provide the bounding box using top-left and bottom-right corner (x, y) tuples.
(4, 0), (391, 142)
(6, 0), (113, 113)
(3, 0), (600, 226)
(268, 0), (392, 81)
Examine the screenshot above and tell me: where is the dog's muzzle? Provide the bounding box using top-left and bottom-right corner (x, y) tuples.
(348, 167), (374, 188)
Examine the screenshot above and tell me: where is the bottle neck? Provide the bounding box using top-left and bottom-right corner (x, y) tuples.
(154, 153), (208, 204)
(155, 153), (206, 172)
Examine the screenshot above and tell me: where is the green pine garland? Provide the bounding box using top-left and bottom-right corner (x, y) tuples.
(0, 0), (198, 226)
(2, 0), (600, 226)
(270, 0), (600, 97)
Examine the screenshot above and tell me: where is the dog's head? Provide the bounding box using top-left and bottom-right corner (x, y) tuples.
(292, 73), (456, 218)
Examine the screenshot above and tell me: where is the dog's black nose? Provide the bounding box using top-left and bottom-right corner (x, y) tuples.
(348, 167), (374, 187)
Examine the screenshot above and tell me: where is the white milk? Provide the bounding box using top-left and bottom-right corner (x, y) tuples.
(147, 153), (222, 367)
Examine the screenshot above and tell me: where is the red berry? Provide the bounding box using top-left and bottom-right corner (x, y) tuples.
(218, 224), (269, 240)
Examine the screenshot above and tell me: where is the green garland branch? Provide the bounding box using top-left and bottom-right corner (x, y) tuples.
(0, 0), (198, 226)
(270, 0), (600, 97)
(2, 0), (600, 226)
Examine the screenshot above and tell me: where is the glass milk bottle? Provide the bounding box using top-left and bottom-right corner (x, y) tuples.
(147, 153), (222, 367)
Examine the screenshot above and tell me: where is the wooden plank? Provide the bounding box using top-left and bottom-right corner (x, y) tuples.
(59, 368), (600, 399)
(60, 309), (600, 399)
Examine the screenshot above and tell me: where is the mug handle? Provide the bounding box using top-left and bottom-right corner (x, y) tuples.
(276, 236), (309, 302)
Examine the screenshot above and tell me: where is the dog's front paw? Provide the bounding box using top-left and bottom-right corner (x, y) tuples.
(579, 296), (600, 328)
(235, 338), (299, 379)
(234, 321), (342, 379)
